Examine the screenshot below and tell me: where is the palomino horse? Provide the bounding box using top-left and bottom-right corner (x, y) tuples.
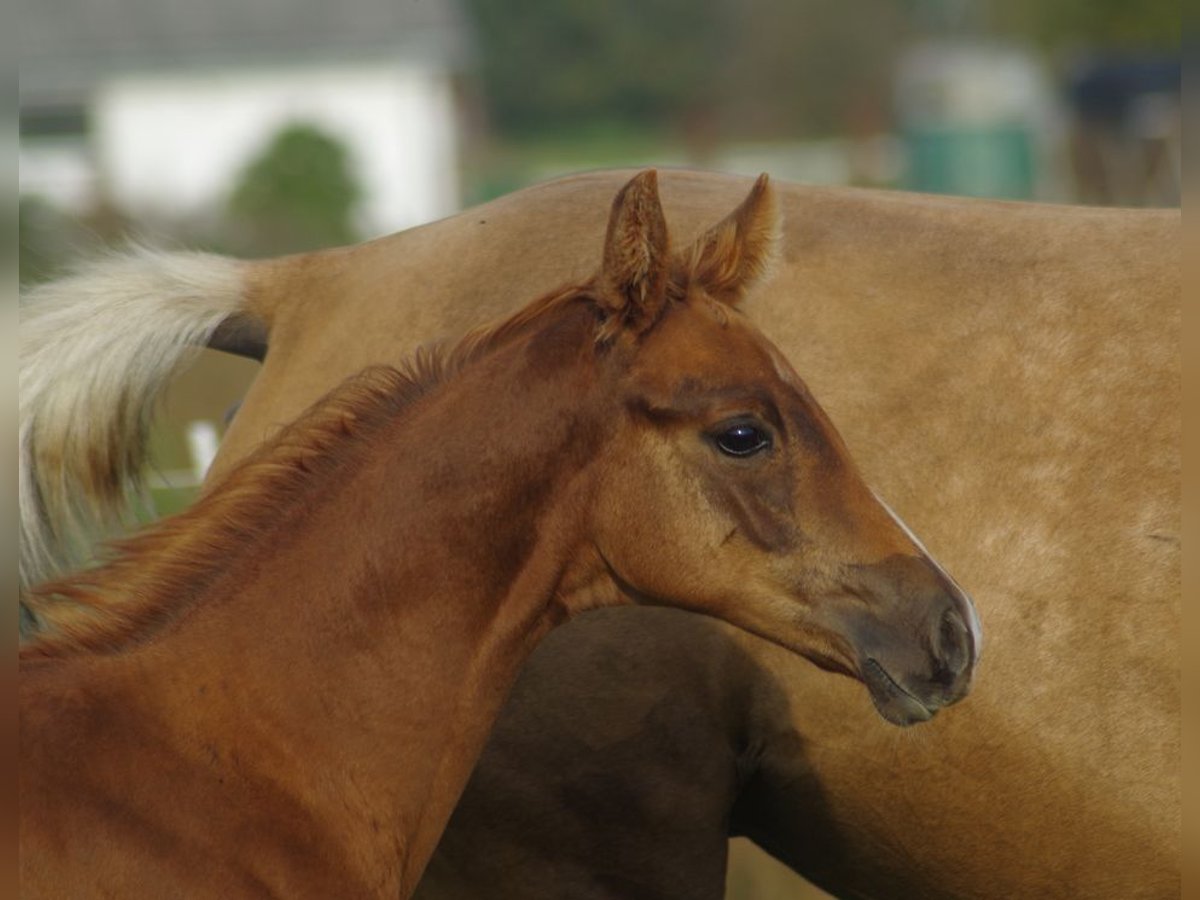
(20, 169), (1177, 897)
(19, 172), (979, 898)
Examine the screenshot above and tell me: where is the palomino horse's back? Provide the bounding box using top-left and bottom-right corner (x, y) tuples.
(19, 170), (1178, 898)
(239, 173), (1175, 898)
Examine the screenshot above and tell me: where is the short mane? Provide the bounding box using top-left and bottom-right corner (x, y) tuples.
(21, 367), (419, 658)
(20, 241), (728, 661)
(21, 283), (593, 660)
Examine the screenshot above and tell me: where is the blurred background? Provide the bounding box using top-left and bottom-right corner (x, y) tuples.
(19, 0), (1180, 281)
(17, 2), (1179, 896)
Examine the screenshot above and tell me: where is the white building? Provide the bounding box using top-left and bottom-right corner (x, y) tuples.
(20, 0), (471, 234)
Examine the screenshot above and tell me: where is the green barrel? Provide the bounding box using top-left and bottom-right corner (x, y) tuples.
(902, 124), (1035, 199)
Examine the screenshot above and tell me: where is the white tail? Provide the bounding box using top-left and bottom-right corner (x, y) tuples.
(20, 247), (249, 593)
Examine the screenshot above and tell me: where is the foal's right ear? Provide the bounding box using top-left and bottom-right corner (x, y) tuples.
(685, 173), (779, 307)
(595, 170), (671, 340)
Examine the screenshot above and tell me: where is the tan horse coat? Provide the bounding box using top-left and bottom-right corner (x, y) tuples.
(220, 171), (1178, 897)
(21, 168), (1178, 896)
(21, 173), (980, 898)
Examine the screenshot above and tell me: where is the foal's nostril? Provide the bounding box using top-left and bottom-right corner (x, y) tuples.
(932, 606), (971, 681)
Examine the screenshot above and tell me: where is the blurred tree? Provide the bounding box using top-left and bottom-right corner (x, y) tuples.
(990, 0), (1179, 50)
(464, 0), (911, 139)
(226, 122), (362, 255)
(462, 0), (1175, 143)
(464, 0), (728, 135)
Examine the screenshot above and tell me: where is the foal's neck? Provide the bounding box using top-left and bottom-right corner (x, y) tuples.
(140, 308), (617, 894)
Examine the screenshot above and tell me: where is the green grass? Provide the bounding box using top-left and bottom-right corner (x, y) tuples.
(147, 486), (202, 519)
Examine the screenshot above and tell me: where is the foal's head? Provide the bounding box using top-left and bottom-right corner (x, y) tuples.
(578, 171), (980, 725)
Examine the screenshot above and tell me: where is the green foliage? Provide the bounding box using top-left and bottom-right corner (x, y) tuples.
(991, 0), (1180, 50)
(463, 0), (914, 139)
(465, 0), (728, 135)
(226, 122), (362, 254)
(461, 0), (1177, 141)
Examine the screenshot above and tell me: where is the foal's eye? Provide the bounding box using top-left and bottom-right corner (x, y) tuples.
(714, 422), (772, 458)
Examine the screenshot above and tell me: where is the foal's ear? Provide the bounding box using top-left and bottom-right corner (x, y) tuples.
(596, 170), (671, 338)
(686, 173), (780, 306)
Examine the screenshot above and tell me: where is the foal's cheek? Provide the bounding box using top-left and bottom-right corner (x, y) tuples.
(596, 443), (740, 600)
(696, 466), (799, 556)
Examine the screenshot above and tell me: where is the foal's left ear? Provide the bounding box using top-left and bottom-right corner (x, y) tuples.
(686, 173), (780, 307)
(596, 170), (671, 338)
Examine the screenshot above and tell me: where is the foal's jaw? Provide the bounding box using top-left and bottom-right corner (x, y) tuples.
(674, 553), (979, 727)
(861, 658), (939, 725)
(834, 559), (980, 727)
(773, 545), (980, 727)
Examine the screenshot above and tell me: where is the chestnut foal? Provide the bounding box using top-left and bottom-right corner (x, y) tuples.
(20, 172), (977, 898)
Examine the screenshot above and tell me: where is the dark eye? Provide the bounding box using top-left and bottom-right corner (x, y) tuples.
(714, 423), (772, 458)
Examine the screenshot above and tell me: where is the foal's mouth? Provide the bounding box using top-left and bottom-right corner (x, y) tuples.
(862, 657), (937, 727)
